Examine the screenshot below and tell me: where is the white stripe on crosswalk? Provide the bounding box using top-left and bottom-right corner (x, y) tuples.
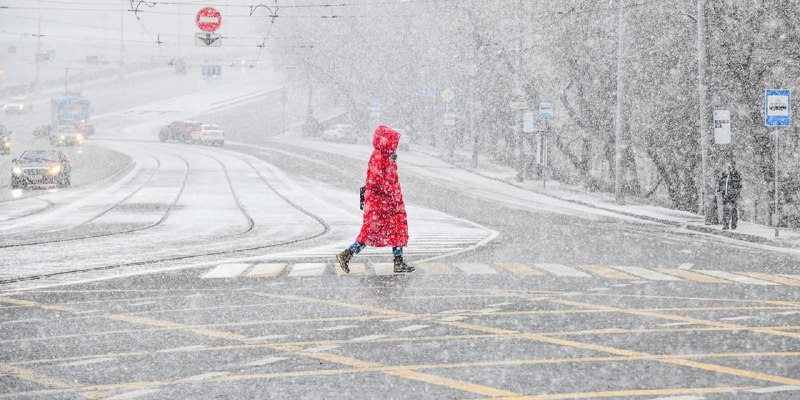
(201, 263), (250, 279)
(246, 263), (285, 278)
(455, 263), (498, 275)
(373, 263), (395, 276)
(611, 266), (682, 281)
(533, 263), (591, 277)
(695, 270), (778, 285)
(287, 263), (326, 277)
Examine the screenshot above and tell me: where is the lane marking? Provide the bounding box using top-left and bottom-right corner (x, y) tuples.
(244, 335), (289, 341)
(719, 316), (756, 321)
(396, 325), (430, 332)
(678, 263), (694, 270)
(695, 270), (778, 285)
(350, 334), (387, 342)
(455, 263), (498, 275)
(493, 386), (745, 400)
(246, 263), (285, 278)
(0, 364), (75, 390)
(372, 263), (395, 276)
(57, 357), (116, 367)
(243, 357), (287, 367)
(655, 268), (730, 284)
(105, 389), (162, 400)
(287, 263), (327, 277)
(439, 316), (467, 322)
(336, 262), (366, 276)
(611, 266), (682, 281)
(416, 262), (454, 275)
(317, 325), (359, 332)
(579, 265), (638, 280)
(736, 272), (800, 287)
(533, 263), (591, 278)
(496, 263), (544, 276)
(175, 372), (230, 383)
(746, 385), (800, 393)
(200, 263), (250, 279)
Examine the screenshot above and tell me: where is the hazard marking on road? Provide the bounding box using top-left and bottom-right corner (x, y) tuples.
(611, 266), (682, 281)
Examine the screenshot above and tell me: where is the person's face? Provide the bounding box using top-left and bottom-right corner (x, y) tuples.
(725, 163), (732, 172)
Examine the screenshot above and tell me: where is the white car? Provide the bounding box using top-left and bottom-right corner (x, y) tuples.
(3, 96), (33, 114)
(191, 124), (225, 146)
(322, 124), (356, 143)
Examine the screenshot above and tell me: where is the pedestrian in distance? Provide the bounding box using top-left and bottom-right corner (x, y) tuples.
(337, 125), (415, 273)
(717, 161), (742, 230)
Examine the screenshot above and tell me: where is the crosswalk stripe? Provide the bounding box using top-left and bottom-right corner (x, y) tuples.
(579, 265), (638, 280)
(736, 272), (800, 287)
(287, 263), (326, 277)
(373, 263), (395, 276)
(533, 263), (591, 278)
(496, 263), (544, 276)
(201, 263), (250, 279)
(246, 263), (285, 278)
(417, 262), (455, 275)
(695, 270), (778, 285)
(455, 263), (498, 275)
(337, 263), (366, 276)
(611, 266), (682, 281)
(655, 268), (731, 284)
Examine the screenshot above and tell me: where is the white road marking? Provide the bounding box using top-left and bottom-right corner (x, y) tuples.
(746, 385), (800, 393)
(719, 316), (757, 321)
(176, 372), (230, 383)
(652, 396), (705, 400)
(244, 357), (287, 367)
(772, 311), (800, 316)
(58, 357), (116, 367)
(302, 345), (339, 353)
(382, 316), (418, 323)
(695, 270), (779, 285)
(105, 389), (162, 400)
(396, 325), (430, 332)
(475, 308), (502, 314)
(587, 288), (610, 292)
(439, 316), (467, 322)
(611, 266), (682, 281)
(317, 325), (359, 332)
(533, 263), (591, 277)
(246, 263), (285, 278)
(658, 322), (697, 327)
(244, 335), (289, 341)
(455, 263), (498, 275)
(678, 263), (694, 270)
(609, 284), (630, 288)
(201, 263), (250, 279)
(156, 345), (208, 353)
(127, 301), (157, 307)
(439, 309), (470, 314)
(350, 334), (387, 342)
(0, 318), (43, 324)
(287, 263), (326, 277)
(486, 302), (513, 307)
(372, 263), (395, 276)
(781, 274), (800, 280)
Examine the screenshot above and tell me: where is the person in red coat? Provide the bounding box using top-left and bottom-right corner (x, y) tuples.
(337, 125), (414, 273)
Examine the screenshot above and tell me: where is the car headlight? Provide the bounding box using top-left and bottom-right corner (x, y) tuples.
(48, 165), (62, 175)
(76, 134), (84, 141)
(60, 135), (66, 140)
(12, 167), (21, 175)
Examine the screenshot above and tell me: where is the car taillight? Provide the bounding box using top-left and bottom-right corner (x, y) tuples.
(186, 127), (193, 132)
(202, 131), (208, 136)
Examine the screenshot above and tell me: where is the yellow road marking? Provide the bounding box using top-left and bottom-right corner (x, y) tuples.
(387, 369), (519, 397)
(0, 296), (77, 312)
(496, 263), (544, 276)
(579, 265), (638, 280)
(336, 262), (366, 276)
(246, 263), (286, 278)
(417, 262), (455, 274)
(494, 386), (748, 400)
(251, 292), (411, 317)
(0, 364), (75, 390)
(656, 268), (731, 283)
(738, 272), (800, 287)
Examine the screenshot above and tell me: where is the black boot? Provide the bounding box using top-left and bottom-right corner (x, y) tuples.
(393, 256), (415, 273)
(336, 249), (353, 273)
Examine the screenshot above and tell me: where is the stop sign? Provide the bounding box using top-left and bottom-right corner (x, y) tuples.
(196, 7), (221, 32)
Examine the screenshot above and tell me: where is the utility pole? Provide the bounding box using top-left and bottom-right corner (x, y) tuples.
(774, 130), (780, 237)
(119, 9), (125, 78)
(614, 0), (626, 204)
(697, 0), (711, 221)
(34, 0), (42, 93)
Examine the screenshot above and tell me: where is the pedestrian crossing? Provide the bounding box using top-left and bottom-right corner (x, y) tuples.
(198, 261), (800, 287)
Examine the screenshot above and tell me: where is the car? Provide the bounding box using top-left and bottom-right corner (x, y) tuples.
(11, 149), (71, 189)
(2, 133), (11, 155)
(159, 120), (200, 143)
(50, 125), (85, 147)
(3, 96), (33, 114)
(191, 123), (225, 146)
(321, 124), (356, 144)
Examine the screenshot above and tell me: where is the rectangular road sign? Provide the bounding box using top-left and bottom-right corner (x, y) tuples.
(765, 89), (791, 127)
(713, 110), (731, 144)
(539, 100), (553, 120)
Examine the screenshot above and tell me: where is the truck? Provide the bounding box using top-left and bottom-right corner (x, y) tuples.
(34, 95), (95, 145)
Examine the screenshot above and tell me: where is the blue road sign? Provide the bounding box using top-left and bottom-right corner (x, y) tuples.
(443, 102), (455, 114)
(418, 85), (438, 97)
(538, 100), (553, 121)
(370, 97), (382, 111)
(765, 89), (791, 127)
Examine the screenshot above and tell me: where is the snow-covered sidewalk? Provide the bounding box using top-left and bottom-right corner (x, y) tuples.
(415, 146), (800, 249)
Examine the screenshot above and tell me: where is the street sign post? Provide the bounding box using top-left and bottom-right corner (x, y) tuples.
(713, 109), (731, 145)
(538, 100), (553, 120)
(522, 111), (535, 133)
(764, 89), (791, 237)
(196, 7), (222, 32)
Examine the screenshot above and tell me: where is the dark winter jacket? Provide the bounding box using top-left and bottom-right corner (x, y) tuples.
(356, 126), (409, 247)
(718, 169), (742, 203)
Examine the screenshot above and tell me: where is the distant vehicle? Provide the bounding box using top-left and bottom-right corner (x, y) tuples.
(2, 134), (11, 155)
(3, 96), (33, 114)
(50, 125), (85, 147)
(191, 123), (225, 146)
(159, 120), (200, 143)
(33, 95), (95, 140)
(321, 124), (356, 144)
(11, 149), (71, 189)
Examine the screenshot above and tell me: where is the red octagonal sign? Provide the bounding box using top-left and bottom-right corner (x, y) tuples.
(196, 7), (221, 32)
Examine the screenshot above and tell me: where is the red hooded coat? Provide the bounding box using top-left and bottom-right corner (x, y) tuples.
(356, 126), (409, 247)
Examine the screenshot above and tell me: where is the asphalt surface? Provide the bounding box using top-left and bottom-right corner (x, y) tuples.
(1, 71), (798, 399)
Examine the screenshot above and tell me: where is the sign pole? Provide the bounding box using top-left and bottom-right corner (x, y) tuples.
(774, 130), (779, 237)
